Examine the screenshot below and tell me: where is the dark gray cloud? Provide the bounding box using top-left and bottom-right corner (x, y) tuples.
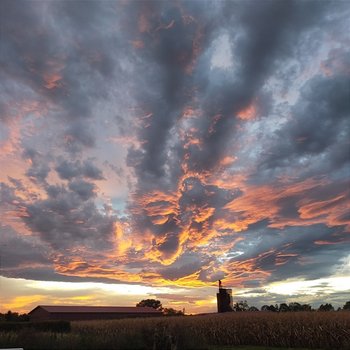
(126, 2), (208, 180)
(0, 225), (50, 270)
(1, 179), (115, 253)
(68, 179), (96, 201)
(257, 74), (350, 180)
(0, 182), (17, 204)
(22, 147), (50, 184)
(184, 0), (330, 172)
(159, 258), (204, 281)
(55, 158), (104, 180)
(0, 0), (131, 155)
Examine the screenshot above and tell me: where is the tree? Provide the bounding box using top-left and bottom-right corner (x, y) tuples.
(289, 302), (302, 312)
(136, 299), (163, 310)
(343, 301), (350, 310)
(5, 311), (18, 322)
(279, 303), (290, 312)
(163, 307), (184, 316)
(318, 303), (334, 312)
(248, 306), (259, 312)
(301, 304), (312, 311)
(261, 304), (278, 312)
(233, 300), (249, 312)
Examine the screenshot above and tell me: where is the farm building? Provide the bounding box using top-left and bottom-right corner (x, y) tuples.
(28, 305), (163, 321)
(217, 280), (233, 313)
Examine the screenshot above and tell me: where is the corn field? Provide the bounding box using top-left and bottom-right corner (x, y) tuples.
(0, 311), (349, 350)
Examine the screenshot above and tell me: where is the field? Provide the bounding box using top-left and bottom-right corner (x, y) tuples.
(0, 312), (349, 350)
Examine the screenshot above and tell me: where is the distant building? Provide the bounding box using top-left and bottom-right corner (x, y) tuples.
(28, 305), (162, 321)
(217, 280), (233, 312)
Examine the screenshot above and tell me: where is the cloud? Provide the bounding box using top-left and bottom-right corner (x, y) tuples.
(22, 148), (50, 184)
(55, 158), (104, 180)
(258, 74), (350, 178)
(120, 0), (347, 270)
(23, 183), (114, 250)
(68, 179), (96, 201)
(0, 225), (50, 270)
(1, 0), (349, 312)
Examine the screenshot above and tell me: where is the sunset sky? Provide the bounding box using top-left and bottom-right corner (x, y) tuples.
(1, 0), (349, 314)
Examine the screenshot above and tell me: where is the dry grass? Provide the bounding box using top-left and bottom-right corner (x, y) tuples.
(0, 311), (349, 349)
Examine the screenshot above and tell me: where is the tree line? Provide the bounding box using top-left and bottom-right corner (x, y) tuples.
(0, 310), (29, 322)
(135, 299), (350, 314)
(232, 300), (350, 312)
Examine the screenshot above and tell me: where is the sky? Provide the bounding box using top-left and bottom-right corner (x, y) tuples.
(0, 0), (349, 314)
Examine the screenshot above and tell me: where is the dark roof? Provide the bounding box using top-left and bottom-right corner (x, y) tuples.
(29, 305), (162, 314)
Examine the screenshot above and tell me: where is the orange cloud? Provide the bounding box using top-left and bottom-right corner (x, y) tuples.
(237, 103), (257, 120)
(223, 177), (338, 230)
(219, 156), (237, 167)
(43, 73), (62, 89)
(193, 207), (215, 224)
(53, 255), (144, 284)
(222, 251), (273, 287)
(42, 58), (65, 89)
(314, 240), (349, 245)
(298, 194), (350, 229)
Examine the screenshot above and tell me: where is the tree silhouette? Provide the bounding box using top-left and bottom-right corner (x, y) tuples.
(301, 304), (312, 311)
(261, 304), (278, 312)
(248, 306), (259, 312)
(163, 307), (184, 316)
(279, 303), (290, 312)
(136, 299), (163, 310)
(233, 300), (249, 312)
(289, 302), (302, 312)
(0, 311), (29, 322)
(318, 303), (334, 312)
(343, 301), (350, 310)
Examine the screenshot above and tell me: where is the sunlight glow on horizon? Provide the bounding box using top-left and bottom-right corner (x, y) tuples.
(26, 280), (176, 295)
(266, 276), (350, 296)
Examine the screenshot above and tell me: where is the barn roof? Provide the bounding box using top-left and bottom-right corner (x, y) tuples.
(29, 305), (162, 314)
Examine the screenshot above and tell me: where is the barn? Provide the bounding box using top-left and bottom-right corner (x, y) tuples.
(28, 305), (163, 321)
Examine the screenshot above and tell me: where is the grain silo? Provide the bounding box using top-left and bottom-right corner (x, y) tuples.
(217, 280), (233, 312)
